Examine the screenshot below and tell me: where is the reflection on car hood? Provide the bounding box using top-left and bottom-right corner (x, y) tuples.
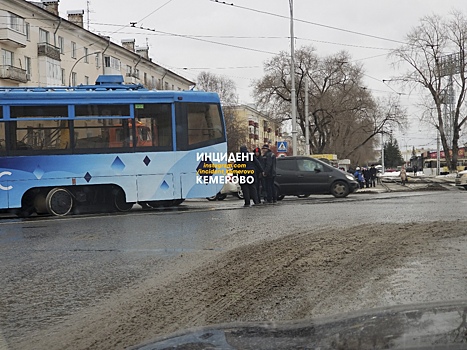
(131, 300), (467, 350)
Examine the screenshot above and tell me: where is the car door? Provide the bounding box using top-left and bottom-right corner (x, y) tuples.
(275, 158), (298, 195)
(296, 158), (333, 194)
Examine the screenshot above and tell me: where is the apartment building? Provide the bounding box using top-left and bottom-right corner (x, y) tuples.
(0, 0), (193, 89)
(227, 105), (282, 150)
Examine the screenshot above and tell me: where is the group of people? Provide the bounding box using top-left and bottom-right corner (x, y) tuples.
(353, 165), (378, 189)
(237, 144), (277, 207)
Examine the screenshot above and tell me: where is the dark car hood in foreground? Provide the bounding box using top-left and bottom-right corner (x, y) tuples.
(131, 300), (467, 350)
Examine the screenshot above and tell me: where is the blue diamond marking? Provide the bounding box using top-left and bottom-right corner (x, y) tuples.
(160, 180), (169, 190)
(111, 156), (125, 172)
(84, 172), (92, 183)
(33, 165), (45, 180)
(143, 156), (151, 166)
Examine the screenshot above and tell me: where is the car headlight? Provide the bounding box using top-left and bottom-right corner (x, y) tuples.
(345, 174), (355, 181)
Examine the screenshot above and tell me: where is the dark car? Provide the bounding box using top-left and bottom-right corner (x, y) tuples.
(275, 156), (359, 199)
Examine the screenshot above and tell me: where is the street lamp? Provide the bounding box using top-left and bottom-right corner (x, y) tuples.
(68, 50), (100, 86)
(289, 0), (297, 156)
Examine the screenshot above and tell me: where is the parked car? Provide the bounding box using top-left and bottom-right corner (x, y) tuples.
(275, 156), (359, 199)
(455, 168), (467, 190)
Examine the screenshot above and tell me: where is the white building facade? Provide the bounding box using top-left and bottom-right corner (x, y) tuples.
(0, 0), (193, 89)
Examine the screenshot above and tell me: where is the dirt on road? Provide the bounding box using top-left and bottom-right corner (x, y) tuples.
(13, 220), (467, 350)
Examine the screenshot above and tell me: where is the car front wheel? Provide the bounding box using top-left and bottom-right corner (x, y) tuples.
(331, 180), (349, 198)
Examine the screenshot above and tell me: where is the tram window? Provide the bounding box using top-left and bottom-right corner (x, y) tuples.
(187, 103), (223, 146)
(9, 120), (70, 152)
(134, 103), (172, 149)
(10, 105), (68, 118)
(0, 122), (5, 155)
(75, 104), (130, 118)
(73, 119), (131, 151)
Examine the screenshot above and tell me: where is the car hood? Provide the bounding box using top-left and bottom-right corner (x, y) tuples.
(131, 300), (467, 350)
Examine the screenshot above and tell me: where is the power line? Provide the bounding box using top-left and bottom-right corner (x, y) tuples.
(210, 0), (406, 45)
(137, 0), (174, 23)
(133, 25), (277, 54)
(90, 26), (393, 51)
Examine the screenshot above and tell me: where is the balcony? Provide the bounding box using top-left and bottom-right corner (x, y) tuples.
(38, 43), (61, 61)
(0, 65), (27, 83)
(0, 27), (26, 48)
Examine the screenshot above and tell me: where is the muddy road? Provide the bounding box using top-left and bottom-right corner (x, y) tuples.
(1, 191), (466, 349)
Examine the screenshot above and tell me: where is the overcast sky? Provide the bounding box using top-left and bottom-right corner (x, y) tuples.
(58, 0), (467, 150)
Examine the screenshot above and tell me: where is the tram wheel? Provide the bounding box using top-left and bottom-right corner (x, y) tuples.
(114, 188), (134, 212)
(45, 188), (73, 216)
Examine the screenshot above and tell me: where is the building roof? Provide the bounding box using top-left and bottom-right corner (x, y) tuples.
(19, 0), (194, 86)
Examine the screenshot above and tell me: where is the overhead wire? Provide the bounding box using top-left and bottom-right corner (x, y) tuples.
(209, 0), (406, 45)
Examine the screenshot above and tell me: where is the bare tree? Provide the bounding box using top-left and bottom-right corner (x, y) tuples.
(254, 46), (406, 164)
(390, 11), (467, 172)
(196, 72), (246, 153)
(196, 71), (238, 106)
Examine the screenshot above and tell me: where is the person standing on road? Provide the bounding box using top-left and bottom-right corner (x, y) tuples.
(400, 166), (407, 186)
(354, 167), (365, 189)
(253, 147), (266, 203)
(363, 167), (371, 188)
(261, 144), (277, 203)
(237, 145), (261, 207)
(369, 164), (377, 187)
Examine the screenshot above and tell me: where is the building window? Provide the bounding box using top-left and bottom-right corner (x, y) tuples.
(1, 49), (14, 66)
(61, 68), (65, 85)
(84, 76), (89, 85)
(95, 54), (100, 68)
(58, 36), (64, 54)
(84, 47), (88, 63)
(25, 22), (30, 40)
(47, 60), (61, 80)
(71, 42), (77, 58)
(134, 68), (139, 79)
(144, 72), (147, 85)
(104, 56), (121, 71)
(164, 81), (169, 90)
(126, 65), (132, 76)
(71, 72), (77, 86)
(25, 56), (31, 80)
(39, 28), (49, 44)
(7, 12), (25, 34)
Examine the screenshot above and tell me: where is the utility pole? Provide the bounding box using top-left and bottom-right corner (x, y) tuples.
(436, 130), (440, 175)
(86, 1), (91, 30)
(289, 0), (297, 156)
(381, 131), (385, 174)
(305, 79), (310, 155)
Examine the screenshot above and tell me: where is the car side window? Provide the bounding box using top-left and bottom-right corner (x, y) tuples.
(277, 159), (297, 171)
(298, 159), (324, 172)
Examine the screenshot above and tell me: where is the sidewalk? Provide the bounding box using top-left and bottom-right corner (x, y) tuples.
(356, 175), (460, 194)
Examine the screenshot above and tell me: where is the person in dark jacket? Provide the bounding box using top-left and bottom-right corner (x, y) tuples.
(253, 147), (266, 203)
(369, 164), (377, 187)
(261, 144), (277, 203)
(237, 145), (262, 207)
(363, 167), (371, 188)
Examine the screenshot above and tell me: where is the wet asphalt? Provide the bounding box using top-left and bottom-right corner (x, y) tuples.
(0, 188), (466, 345)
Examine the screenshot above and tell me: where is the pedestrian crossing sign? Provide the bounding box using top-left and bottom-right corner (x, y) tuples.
(277, 141), (288, 152)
